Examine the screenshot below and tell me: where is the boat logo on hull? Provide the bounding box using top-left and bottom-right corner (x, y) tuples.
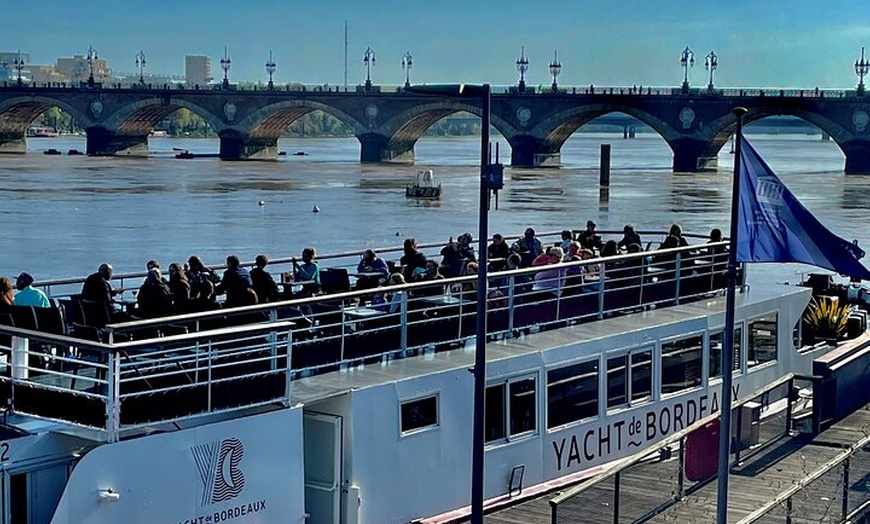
(191, 437), (246, 506)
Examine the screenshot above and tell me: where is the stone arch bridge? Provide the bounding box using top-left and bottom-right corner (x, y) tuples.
(1, 84), (869, 173)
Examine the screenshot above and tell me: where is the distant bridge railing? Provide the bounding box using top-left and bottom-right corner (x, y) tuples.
(0, 80), (859, 99)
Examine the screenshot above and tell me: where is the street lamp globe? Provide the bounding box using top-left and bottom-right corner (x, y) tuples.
(680, 46), (695, 94)
(13, 50), (25, 87)
(87, 45), (98, 87)
(265, 51), (277, 90)
(704, 50), (718, 91)
(363, 47), (376, 91)
(516, 46), (529, 93)
(220, 47), (232, 89)
(136, 50), (146, 84)
(856, 47), (869, 97)
(548, 51), (562, 93)
(402, 51), (413, 89)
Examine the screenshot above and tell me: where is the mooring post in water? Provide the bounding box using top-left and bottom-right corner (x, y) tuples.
(600, 144), (611, 186)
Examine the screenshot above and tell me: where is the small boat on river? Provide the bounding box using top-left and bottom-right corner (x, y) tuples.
(406, 169), (442, 199)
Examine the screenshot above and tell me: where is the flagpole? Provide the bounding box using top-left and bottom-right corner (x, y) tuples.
(717, 106), (747, 524)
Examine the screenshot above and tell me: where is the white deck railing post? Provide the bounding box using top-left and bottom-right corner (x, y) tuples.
(106, 350), (120, 443)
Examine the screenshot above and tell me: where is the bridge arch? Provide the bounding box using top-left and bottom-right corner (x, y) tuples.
(0, 96), (93, 136)
(235, 100), (365, 138)
(371, 101), (517, 163)
(701, 107), (851, 160)
(532, 103), (680, 152)
(100, 97), (225, 136)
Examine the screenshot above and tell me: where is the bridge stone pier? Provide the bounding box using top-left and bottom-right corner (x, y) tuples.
(1, 83), (870, 174)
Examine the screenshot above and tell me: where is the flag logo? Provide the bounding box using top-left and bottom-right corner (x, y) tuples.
(192, 437), (246, 506)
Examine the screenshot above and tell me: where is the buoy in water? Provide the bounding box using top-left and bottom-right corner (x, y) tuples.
(312, 205), (320, 213)
(258, 200), (266, 206)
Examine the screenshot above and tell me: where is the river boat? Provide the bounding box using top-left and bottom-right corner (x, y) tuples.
(26, 126), (60, 138)
(406, 169), (442, 199)
(0, 230), (859, 524)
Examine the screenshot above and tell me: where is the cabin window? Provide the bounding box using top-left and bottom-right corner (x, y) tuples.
(547, 360), (599, 429)
(748, 314), (778, 368)
(400, 395), (439, 434)
(486, 376), (537, 443)
(661, 334), (703, 394)
(606, 348), (652, 409)
(709, 326), (743, 378)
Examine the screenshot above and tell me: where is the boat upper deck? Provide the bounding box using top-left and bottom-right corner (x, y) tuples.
(0, 231), (757, 442)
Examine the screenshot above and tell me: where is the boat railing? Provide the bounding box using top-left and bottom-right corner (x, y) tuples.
(0, 321), (294, 442)
(0, 241), (732, 440)
(32, 229), (717, 299)
(549, 373), (817, 524)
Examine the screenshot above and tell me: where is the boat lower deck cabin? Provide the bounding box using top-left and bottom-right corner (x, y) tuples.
(0, 232), (852, 523)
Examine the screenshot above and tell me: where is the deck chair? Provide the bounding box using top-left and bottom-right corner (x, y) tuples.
(320, 268), (351, 295)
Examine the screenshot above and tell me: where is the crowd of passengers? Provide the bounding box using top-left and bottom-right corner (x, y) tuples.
(0, 223), (727, 321)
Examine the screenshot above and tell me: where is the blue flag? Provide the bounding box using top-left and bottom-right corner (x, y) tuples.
(736, 138), (870, 280)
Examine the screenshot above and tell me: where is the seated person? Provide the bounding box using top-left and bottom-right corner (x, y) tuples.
(617, 224), (642, 251)
(186, 256), (221, 300)
(531, 247), (566, 297)
(560, 230), (575, 250)
(487, 233), (510, 271)
(440, 233), (476, 277)
(293, 247), (321, 295)
(82, 263), (123, 303)
(510, 228), (544, 268)
(410, 260), (445, 297)
(167, 263), (191, 310)
(357, 249), (390, 287)
(185, 280), (222, 312)
(577, 220), (603, 252)
(13, 272), (50, 308)
(400, 238), (428, 282)
(137, 268), (173, 318)
(250, 254), (279, 303)
(217, 255), (256, 308)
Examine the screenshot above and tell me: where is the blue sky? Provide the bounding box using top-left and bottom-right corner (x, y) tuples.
(2, 0), (869, 89)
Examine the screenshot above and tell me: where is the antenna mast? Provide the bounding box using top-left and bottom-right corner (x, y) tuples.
(344, 20), (348, 92)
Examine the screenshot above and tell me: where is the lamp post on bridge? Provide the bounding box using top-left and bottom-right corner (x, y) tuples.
(856, 47), (868, 97)
(516, 46), (529, 93)
(220, 47), (232, 90)
(549, 51), (561, 93)
(265, 51), (276, 90)
(404, 82), (503, 524)
(680, 46), (694, 94)
(363, 47), (376, 92)
(705, 50), (718, 92)
(86, 46), (98, 88)
(135, 50), (146, 84)
(13, 50), (25, 87)
(401, 51), (413, 89)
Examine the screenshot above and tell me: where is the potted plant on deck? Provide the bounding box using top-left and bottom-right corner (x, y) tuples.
(802, 297), (852, 345)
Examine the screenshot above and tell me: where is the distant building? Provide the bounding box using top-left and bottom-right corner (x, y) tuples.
(56, 54), (110, 84)
(28, 65), (66, 84)
(185, 55), (212, 87)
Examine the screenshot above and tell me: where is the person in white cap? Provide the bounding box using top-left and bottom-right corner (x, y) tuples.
(13, 272), (50, 308)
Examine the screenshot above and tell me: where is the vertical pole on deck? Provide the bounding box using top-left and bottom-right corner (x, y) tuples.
(470, 83), (491, 524)
(717, 106), (748, 524)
